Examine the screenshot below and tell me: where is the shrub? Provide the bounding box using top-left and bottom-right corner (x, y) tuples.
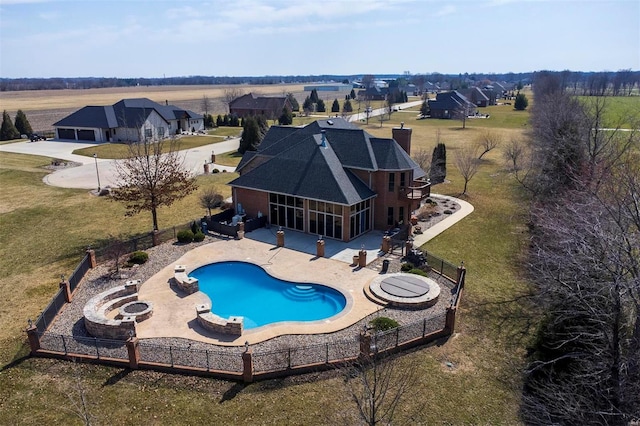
(212, 168), (220, 173)
(408, 268), (428, 277)
(193, 231), (205, 242)
(177, 229), (194, 243)
(190, 221), (200, 234)
(401, 262), (414, 272)
(369, 317), (399, 331)
(128, 251), (148, 265)
(444, 210), (452, 215)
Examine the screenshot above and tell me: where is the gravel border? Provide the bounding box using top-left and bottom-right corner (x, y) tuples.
(47, 197), (460, 357)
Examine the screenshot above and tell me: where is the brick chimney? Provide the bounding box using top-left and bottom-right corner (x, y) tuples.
(392, 122), (412, 155)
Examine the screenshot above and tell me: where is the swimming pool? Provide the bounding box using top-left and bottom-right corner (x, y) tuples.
(190, 261), (347, 329)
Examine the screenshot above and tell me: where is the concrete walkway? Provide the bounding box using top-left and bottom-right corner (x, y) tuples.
(412, 194), (474, 245)
(0, 137), (240, 189)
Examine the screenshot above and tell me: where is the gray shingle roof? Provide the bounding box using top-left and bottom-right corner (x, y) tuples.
(53, 98), (202, 128)
(230, 117), (425, 205)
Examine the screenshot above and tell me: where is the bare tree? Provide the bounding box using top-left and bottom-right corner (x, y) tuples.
(111, 136), (198, 231)
(454, 144), (480, 195)
(201, 94), (210, 116)
(361, 74), (375, 89)
(199, 188), (224, 216)
(412, 148), (432, 177)
(222, 88), (245, 113)
(64, 361), (96, 426)
(341, 344), (417, 425)
(103, 235), (128, 277)
(476, 130), (501, 160)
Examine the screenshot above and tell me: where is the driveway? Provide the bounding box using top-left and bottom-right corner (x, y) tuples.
(0, 137), (240, 190)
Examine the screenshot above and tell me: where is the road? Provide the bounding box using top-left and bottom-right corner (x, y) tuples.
(348, 100), (423, 122)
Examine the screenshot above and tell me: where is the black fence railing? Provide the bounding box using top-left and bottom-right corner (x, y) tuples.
(68, 253), (91, 293)
(34, 288), (66, 333)
(36, 311), (449, 377)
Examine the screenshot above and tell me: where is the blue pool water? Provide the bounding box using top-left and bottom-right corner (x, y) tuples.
(190, 261), (347, 329)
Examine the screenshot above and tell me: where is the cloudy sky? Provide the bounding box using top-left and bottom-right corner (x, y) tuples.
(0, 0), (638, 78)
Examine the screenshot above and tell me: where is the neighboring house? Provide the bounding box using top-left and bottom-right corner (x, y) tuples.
(229, 93), (292, 120)
(229, 118), (430, 242)
(461, 87), (490, 107)
(53, 98), (203, 142)
(357, 86), (388, 101)
(303, 84), (351, 92)
(427, 91), (477, 119)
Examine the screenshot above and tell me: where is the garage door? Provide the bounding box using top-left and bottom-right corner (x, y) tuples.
(77, 129), (95, 141)
(58, 128), (75, 139)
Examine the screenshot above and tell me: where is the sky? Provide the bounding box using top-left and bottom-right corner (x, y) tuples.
(0, 0), (638, 79)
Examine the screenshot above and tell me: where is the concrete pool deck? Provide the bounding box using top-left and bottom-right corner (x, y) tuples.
(134, 194), (474, 346)
(136, 238), (382, 346)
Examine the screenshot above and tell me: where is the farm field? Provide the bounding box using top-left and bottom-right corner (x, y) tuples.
(0, 84), (316, 132)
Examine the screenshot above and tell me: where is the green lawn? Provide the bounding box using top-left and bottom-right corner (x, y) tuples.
(0, 101), (534, 424)
(577, 95), (640, 128)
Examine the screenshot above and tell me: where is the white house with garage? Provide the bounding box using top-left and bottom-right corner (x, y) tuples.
(53, 98), (203, 143)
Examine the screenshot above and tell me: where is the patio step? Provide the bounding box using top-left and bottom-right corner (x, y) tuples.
(282, 285), (321, 301)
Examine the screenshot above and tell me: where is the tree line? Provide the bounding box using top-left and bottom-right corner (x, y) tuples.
(508, 71), (640, 424)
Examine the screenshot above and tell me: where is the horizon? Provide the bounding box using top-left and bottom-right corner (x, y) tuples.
(1, 0), (638, 79)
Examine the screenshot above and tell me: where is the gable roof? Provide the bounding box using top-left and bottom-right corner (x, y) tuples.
(229, 93), (288, 112)
(230, 117), (426, 205)
(54, 98), (202, 128)
(428, 90), (474, 111)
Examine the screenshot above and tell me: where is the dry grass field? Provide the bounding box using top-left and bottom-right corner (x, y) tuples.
(0, 84), (318, 131)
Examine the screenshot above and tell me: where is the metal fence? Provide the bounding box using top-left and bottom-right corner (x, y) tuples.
(68, 253), (91, 293)
(137, 342), (244, 373)
(424, 251), (459, 282)
(34, 289), (66, 333)
(35, 310), (449, 378)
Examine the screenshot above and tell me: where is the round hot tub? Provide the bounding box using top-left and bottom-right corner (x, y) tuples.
(369, 273), (440, 309)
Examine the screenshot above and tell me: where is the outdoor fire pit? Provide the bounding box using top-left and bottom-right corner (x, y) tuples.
(118, 300), (153, 322)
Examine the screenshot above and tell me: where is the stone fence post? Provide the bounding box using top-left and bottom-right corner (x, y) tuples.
(242, 348), (254, 383)
(359, 330), (372, 360)
(126, 336), (140, 369)
(456, 262), (466, 288)
(445, 307), (457, 334)
(59, 276), (72, 303)
(276, 229), (285, 247)
(86, 248), (97, 268)
(26, 324), (40, 354)
(316, 239), (325, 257)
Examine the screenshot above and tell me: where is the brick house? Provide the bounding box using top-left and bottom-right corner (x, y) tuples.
(229, 93), (292, 120)
(229, 118), (430, 242)
(427, 91), (477, 119)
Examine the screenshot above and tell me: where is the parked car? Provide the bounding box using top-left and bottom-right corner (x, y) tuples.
(30, 134), (46, 142)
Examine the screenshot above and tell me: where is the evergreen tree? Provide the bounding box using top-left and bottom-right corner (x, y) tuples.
(430, 143), (447, 185)
(286, 93), (299, 111)
(420, 100), (429, 117)
(316, 99), (326, 113)
(0, 110), (20, 141)
(238, 116), (261, 154)
(255, 115), (269, 138)
(302, 96), (313, 112)
(223, 114), (230, 126)
(514, 92), (529, 110)
(343, 99), (353, 113)
(14, 110), (33, 135)
(350, 89), (356, 100)
(216, 114), (223, 127)
(310, 89), (319, 104)
(403, 91), (408, 102)
(331, 98), (340, 113)
(230, 114), (240, 127)
(278, 107), (293, 125)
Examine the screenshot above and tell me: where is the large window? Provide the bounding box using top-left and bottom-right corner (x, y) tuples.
(388, 173), (395, 192)
(387, 207), (394, 226)
(144, 127), (153, 139)
(269, 193), (304, 231)
(400, 172), (406, 188)
(309, 200), (343, 239)
(349, 199), (372, 239)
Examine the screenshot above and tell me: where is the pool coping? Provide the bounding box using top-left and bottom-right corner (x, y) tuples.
(135, 238), (382, 346)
